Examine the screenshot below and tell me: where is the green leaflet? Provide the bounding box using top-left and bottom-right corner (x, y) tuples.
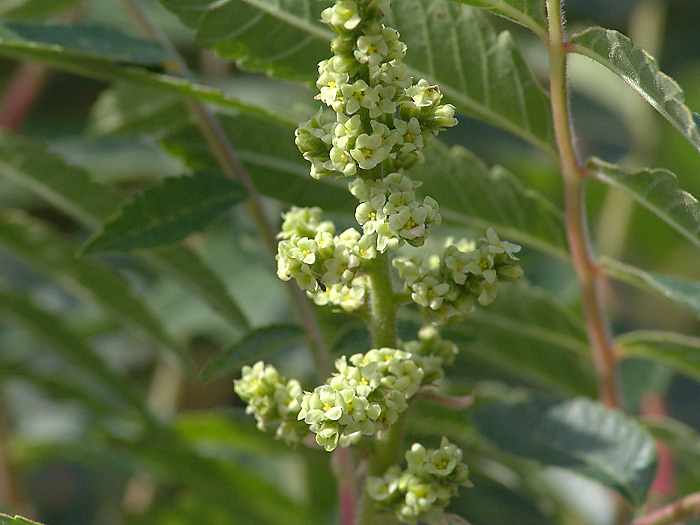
(570, 28), (700, 154)
(0, 21), (170, 64)
(416, 143), (568, 261)
(617, 331), (700, 383)
(0, 210), (191, 370)
(472, 396), (658, 506)
(0, 131), (250, 330)
(160, 0), (556, 157)
(447, 0), (547, 41)
(200, 323), (305, 381)
(599, 257), (700, 320)
(85, 173), (247, 254)
(587, 157), (700, 251)
(443, 282), (597, 397)
(0, 515), (44, 525)
(161, 115), (356, 213)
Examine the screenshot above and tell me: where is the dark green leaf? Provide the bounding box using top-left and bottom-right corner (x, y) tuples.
(417, 143), (568, 260)
(161, 115), (356, 213)
(599, 257), (700, 320)
(1, 0), (81, 19)
(442, 282), (597, 396)
(0, 210), (191, 369)
(570, 28), (700, 154)
(200, 324), (305, 381)
(0, 22), (170, 64)
(588, 158), (700, 251)
(473, 396), (658, 505)
(617, 330), (700, 383)
(0, 132), (250, 330)
(85, 173), (247, 253)
(160, 0), (556, 156)
(448, 0), (547, 40)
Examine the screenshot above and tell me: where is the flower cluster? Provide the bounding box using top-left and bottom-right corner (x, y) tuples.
(297, 348), (424, 451)
(366, 437), (471, 524)
(403, 325), (458, 384)
(393, 228), (524, 322)
(276, 207), (376, 294)
(233, 361), (307, 445)
(350, 172), (441, 251)
(294, 0), (456, 252)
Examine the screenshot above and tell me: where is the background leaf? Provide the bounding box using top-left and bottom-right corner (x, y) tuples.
(599, 257), (700, 320)
(85, 173), (247, 253)
(160, 0), (556, 156)
(200, 324), (305, 381)
(0, 131), (250, 330)
(0, 515), (44, 525)
(570, 27), (700, 154)
(441, 282), (597, 396)
(588, 157), (700, 251)
(417, 143), (568, 260)
(448, 0), (548, 40)
(617, 330), (700, 383)
(472, 396), (658, 506)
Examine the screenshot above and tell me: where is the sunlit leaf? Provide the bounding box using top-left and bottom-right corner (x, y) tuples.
(0, 514), (44, 525)
(570, 27), (700, 154)
(473, 396), (658, 505)
(160, 0), (556, 156)
(85, 173), (247, 253)
(588, 158), (700, 250)
(617, 330), (700, 383)
(200, 324), (305, 381)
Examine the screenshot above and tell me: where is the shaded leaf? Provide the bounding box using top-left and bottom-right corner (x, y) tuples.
(588, 157), (700, 250)
(473, 396), (658, 506)
(570, 27), (700, 154)
(0, 210), (191, 369)
(0, 0), (80, 19)
(617, 330), (700, 383)
(161, 115), (356, 213)
(644, 417), (700, 479)
(160, 0), (556, 156)
(599, 257), (700, 320)
(200, 324), (305, 381)
(0, 284), (147, 413)
(85, 173), (247, 253)
(441, 282), (597, 396)
(0, 131), (250, 330)
(417, 143), (568, 260)
(0, 22), (170, 64)
(448, 0), (547, 40)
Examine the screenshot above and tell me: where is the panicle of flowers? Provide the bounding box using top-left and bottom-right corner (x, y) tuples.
(276, 207), (376, 294)
(294, 0), (456, 253)
(307, 274), (371, 313)
(366, 437), (471, 524)
(297, 347), (424, 451)
(393, 228), (524, 323)
(233, 361), (308, 445)
(403, 325), (458, 384)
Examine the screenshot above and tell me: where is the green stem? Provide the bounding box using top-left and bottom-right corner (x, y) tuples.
(367, 251), (397, 349)
(118, 0), (332, 378)
(546, 0), (619, 408)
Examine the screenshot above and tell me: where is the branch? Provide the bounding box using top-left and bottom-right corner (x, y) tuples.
(546, 0), (619, 408)
(632, 491), (700, 525)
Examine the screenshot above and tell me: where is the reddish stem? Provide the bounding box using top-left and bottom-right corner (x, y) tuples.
(0, 62), (50, 131)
